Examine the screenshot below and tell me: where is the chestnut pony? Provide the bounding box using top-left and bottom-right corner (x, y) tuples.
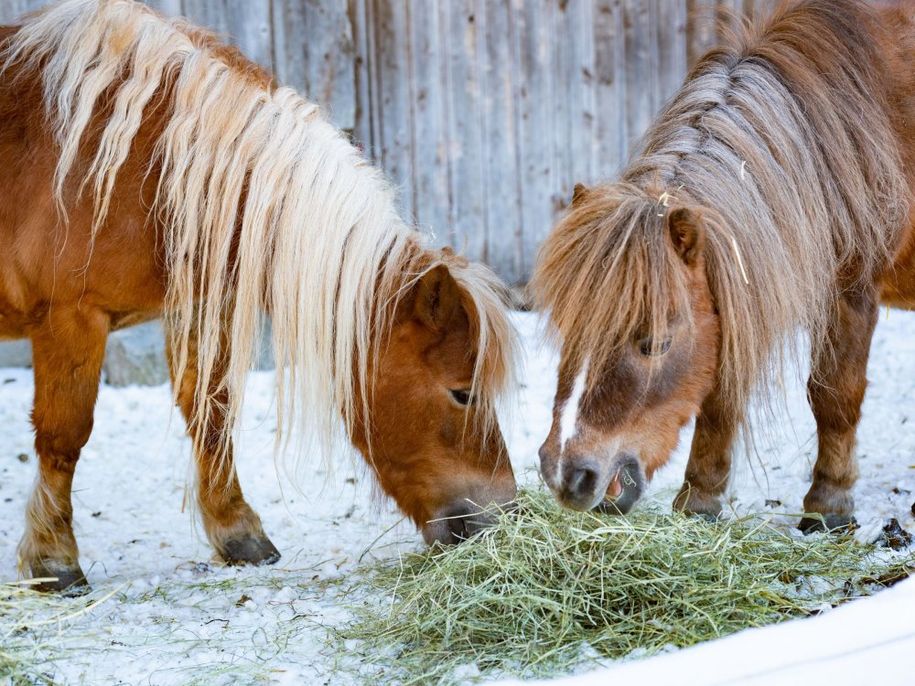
(534, 0), (915, 529)
(0, 0), (516, 593)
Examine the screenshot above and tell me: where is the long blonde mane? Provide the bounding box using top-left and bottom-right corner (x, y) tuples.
(3, 0), (514, 464)
(534, 0), (909, 417)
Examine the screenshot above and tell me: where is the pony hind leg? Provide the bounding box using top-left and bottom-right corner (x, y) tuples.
(18, 308), (110, 594)
(800, 287), (878, 534)
(166, 330), (279, 566)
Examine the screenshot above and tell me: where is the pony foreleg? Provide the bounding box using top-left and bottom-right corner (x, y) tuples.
(165, 332), (279, 566)
(18, 308), (109, 594)
(673, 387), (739, 519)
(800, 288), (877, 533)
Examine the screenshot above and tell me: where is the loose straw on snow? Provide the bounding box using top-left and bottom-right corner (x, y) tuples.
(336, 489), (914, 684)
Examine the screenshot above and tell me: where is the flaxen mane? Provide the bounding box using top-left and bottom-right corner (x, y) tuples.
(533, 0), (908, 416)
(2, 0), (514, 464)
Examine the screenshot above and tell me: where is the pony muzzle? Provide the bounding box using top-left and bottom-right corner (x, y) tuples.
(422, 482), (517, 546)
(558, 453), (644, 514)
(422, 500), (508, 545)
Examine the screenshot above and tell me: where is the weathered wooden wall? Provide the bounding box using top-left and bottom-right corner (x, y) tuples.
(0, 0), (757, 283)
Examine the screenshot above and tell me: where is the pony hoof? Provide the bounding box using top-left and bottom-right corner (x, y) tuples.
(220, 535), (281, 566)
(30, 563), (90, 595)
(798, 514), (858, 535)
(672, 487), (722, 520)
(692, 511), (721, 524)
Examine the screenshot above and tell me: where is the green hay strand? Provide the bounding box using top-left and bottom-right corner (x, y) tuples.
(0, 580), (76, 685)
(336, 489), (914, 684)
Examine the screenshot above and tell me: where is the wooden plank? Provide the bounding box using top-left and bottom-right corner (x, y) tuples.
(0, 0), (47, 23)
(181, 0), (273, 71)
(514, 0), (557, 276)
(686, 0), (718, 65)
(144, 0), (183, 17)
(272, 0), (355, 130)
(540, 0), (600, 267)
(592, 0), (627, 179)
(370, 0), (414, 220)
(645, 1), (661, 121)
(407, 0), (451, 243)
(623, 0), (654, 149)
(568, 0), (596, 187)
(0, 2), (19, 23)
(350, 0), (376, 155)
(655, 0), (688, 108)
(480, 0), (523, 282)
(549, 0), (573, 222)
(441, 0), (486, 261)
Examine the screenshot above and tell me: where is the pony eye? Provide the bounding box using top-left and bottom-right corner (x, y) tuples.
(450, 389), (473, 406)
(638, 336), (672, 357)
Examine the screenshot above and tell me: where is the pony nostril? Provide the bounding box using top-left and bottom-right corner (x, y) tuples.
(448, 514), (469, 542)
(568, 465), (598, 498)
(423, 499), (503, 546)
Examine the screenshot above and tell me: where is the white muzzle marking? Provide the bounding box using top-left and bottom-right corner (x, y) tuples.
(559, 359), (589, 451)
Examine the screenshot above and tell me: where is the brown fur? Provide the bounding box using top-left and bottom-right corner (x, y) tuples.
(533, 0), (915, 523)
(0, 3), (515, 592)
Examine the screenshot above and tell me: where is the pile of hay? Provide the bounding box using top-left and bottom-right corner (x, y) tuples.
(338, 489), (914, 684)
(0, 580), (80, 685)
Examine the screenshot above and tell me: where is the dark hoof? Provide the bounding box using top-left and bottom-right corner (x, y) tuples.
(220, 535), (281, 566)
(673, 504), (723, 524)
(672, 485), (722, 521)
(688, 511), (721, 524)
(30, 563), (90, 596)
(798, 514), (858, 535)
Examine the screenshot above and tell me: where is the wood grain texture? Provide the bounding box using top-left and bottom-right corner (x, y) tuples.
(593, 0), (627, 177)
(0, 0), (45, 23)
(656, 0), (688, 109)
(439, 0), (486, 260)
(479, 0), (523, 281)
(144, 0), (181, 15)
(686, 0), (719, 65)
(515, 0), (557, 276)
(370, 0), (415, 219)
(407, 0), (449, 242)
(0, 0), (757, 282)
(351, 0), (380, 160)
(272, 0), (355, 129)
(181, 0), (273, 69)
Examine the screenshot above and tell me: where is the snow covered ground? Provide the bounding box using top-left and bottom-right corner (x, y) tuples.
(2, 310), (915, 684)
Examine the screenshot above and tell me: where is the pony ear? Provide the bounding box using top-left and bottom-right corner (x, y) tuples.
(571, 183), (589, 207)
(667, 207), (705, 266)
(413, 264), (462, 332)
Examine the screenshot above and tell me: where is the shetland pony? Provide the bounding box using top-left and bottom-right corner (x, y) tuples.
(533, 0), (915, 528)
(0, 0), (516, 593)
